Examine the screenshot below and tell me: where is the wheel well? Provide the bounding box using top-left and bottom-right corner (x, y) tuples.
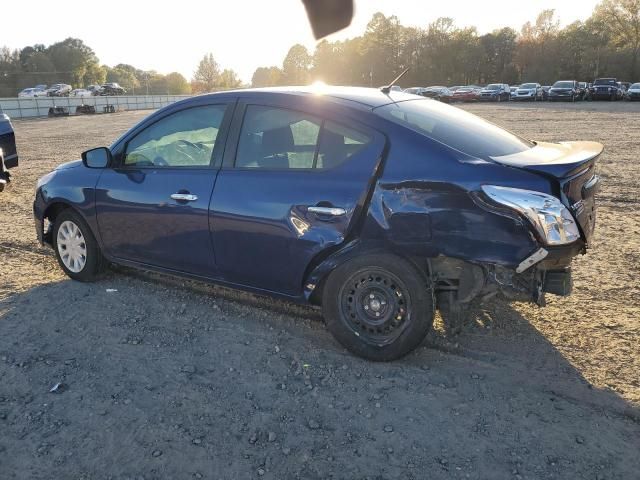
(44, 202), (71, 224)
(306, 250), (486, 307)
(306, 249), (432, 306)
(41, 202), (71, 244)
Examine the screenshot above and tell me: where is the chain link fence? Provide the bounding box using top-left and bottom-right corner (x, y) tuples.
(0, 95), (193, 119)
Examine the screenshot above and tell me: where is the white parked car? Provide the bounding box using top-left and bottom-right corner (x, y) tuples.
(70, 89), (92, 98)
(18, 88), (48, 98)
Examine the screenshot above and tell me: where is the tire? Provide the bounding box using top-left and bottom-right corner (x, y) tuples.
(52, 209), (105, 282)
(322, 254), (434, 361)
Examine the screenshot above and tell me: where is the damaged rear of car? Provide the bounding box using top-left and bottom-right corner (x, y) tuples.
(33, 87), (600, 361)
(362, 99), (600, 327)
(0, 113), (18, 191)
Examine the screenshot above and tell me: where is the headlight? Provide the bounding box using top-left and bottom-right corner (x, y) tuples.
(36, 171), (56, 192)
(481, 185), (581, 246)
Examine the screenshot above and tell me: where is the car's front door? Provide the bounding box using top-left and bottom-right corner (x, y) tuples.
(209, 102), (386, 296)
(95, 102), (233, 277)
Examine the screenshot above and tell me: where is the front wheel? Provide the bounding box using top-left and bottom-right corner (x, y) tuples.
(53, 209), (105, 281)
(322, 254), (434, 361)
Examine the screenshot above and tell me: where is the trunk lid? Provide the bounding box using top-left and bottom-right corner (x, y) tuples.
(491, 141), (602, 244)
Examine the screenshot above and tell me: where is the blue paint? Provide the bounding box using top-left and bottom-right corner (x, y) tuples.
(34, 87), (601, 303)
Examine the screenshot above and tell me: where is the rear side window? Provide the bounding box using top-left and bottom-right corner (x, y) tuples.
(375, 99), (533, 160)
(235, 105), (371, 169)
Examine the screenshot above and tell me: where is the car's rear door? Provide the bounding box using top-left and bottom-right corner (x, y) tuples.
(95, 101), (234, 277)
(209, 100), (386, 296)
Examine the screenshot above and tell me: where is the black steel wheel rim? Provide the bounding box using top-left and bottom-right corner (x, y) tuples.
(338, 268), (412, 346)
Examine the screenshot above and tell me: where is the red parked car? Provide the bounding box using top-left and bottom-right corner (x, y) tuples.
(452, 87), (480, 102)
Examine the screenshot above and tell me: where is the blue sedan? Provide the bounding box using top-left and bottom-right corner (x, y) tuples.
(34, 87), (601, 360)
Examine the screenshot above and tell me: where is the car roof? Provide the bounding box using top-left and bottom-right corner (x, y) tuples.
(193, 86), (419, 111)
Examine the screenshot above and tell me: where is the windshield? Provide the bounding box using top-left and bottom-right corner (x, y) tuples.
(485, 84), (501, 90)
(520, 83), (537, 89)
(553, 81), (574, 88)
(630, 83), (640, 89)
(594, 79), (616, 86)
(375, 99), (533, 161)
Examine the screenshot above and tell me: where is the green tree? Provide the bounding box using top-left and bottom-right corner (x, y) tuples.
(46, 38), (100, 87)
(192, 53), (220, 93)
(165, 72), (190, 94)
(251, 66), (283, 87)
(219, 69), (242, 89)
(282, 44), (311, 85)
(594, 0), (640, 79)
(106, 65), (140, 91)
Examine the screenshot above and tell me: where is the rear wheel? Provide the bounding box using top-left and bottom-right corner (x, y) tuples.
(322, 254), (434, 361)
(53, 209), (105, 281)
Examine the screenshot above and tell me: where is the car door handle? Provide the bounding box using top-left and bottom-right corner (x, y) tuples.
(307, 206), (346, 216)
(170, 193), (198, 202)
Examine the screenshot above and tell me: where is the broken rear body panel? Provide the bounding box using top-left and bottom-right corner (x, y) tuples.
(306, 115), (600, 306)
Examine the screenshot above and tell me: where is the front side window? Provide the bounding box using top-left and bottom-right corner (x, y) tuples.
(235, 105), (371, 170)
(375, 99), (533, 160)
(124, 105), (226, 167)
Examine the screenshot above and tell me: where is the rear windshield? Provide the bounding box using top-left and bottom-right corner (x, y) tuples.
(375, 99), (533, 160)
(553, 81), (574, 88)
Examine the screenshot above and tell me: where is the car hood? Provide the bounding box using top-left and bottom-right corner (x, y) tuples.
(56, 159), (82, 171)
(491, 141), (603, 178)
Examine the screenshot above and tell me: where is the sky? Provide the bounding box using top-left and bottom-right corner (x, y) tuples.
(1, 0), (601, 83)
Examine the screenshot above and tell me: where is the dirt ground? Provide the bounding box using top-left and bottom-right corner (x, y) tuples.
(0, 101), (638, 479)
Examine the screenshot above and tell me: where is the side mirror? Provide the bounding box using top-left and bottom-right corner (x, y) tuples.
(82, 147), (112, 168)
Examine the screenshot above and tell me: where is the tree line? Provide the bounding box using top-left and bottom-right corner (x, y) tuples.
(0, 38), (242, 97)
(252, 0), (640, 88)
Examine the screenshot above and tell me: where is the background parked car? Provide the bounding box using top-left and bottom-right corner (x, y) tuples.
(86, 85), (103, 96)
(70, 89), (92, 98)
(421, 86), (453, 102)
(548, 80), (581, 102)
(100, 83), (126, 96)
(451, 86), (480, 102)
(590, 78), (624, 101)
(513, 82), (543, 101)
(577, 82), (588, 100)
(0, 113), (18, 192)
(510, 86), (519, 100)
(625, 82), (640, 101)
(541, 86), (551, 100)
(18, 87), (48, 98)
(478, 83), (510, 102)
(403, 87), (429, 96)
(46, 84), (72, 97)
